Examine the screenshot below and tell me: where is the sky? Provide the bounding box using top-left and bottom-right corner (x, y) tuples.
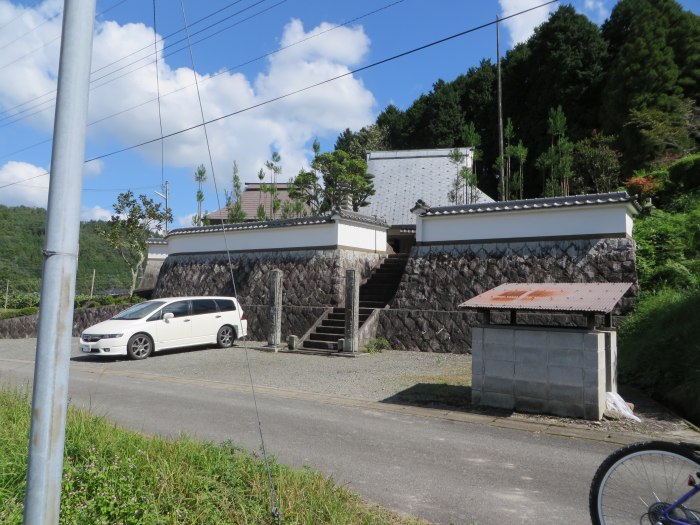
(0, 0), (697, 228)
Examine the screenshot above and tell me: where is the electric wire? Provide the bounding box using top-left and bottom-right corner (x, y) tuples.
(177, 0), (280, 520)
(0, 0), (404, 159)
(0, 0), (558, 192)
(0, 0), (242, 116)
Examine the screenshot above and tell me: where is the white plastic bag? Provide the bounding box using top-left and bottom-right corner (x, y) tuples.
(606, 391), (641, 422)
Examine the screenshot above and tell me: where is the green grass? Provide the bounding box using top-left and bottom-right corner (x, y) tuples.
(0, 388), (429, 525)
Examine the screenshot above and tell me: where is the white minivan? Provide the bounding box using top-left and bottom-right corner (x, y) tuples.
(80, 296), (248, 360)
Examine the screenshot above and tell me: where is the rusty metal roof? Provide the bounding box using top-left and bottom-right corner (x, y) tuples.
(458, 283), (633, 313)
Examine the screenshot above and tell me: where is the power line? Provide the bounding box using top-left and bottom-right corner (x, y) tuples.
(85, 0), (560, 164)
(0, 0), (405, 158)
(0, 0), (558, 192)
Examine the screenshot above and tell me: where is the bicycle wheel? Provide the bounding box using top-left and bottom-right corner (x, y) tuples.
(590, 441), (700, 525)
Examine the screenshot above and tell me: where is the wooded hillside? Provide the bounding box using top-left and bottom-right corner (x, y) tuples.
(0, 205), (131, 294)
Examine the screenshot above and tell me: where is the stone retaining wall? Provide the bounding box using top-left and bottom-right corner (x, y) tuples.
(374, 238), (637, 352)
(153, 249), (384, 341)
(0, 305), (128, 339)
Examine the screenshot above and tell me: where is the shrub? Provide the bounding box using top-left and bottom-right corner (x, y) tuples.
(363, 337), (390, 354)
(668, 153), (700, 190)
(618, 288), (700, 425)
(0, 307), (38, 320)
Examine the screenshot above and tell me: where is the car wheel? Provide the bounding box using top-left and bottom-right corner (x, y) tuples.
(126, 333), (153, 360)
(217, 325), (236, 348)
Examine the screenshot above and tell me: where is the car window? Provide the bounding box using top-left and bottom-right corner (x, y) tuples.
(215, 299), (236, 312)
(192, 299), (218, 315)
(112, 301), (165, 320)
(160, 300), (190, 318)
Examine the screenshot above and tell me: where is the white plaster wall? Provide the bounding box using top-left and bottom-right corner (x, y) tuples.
(419, 203), (634, 243)
(159, 220), (387, 255)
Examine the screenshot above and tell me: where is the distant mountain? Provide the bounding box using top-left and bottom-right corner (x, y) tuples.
(0, 205), (131, 294)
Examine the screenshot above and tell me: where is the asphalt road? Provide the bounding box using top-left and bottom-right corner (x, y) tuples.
(0, 339), (618, 525)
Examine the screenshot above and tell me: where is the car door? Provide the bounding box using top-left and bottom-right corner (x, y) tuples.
(155, 300), (192, 347)
(190, 298), (221, 344)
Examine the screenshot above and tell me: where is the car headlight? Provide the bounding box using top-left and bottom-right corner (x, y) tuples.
(101, 334), (123, 339)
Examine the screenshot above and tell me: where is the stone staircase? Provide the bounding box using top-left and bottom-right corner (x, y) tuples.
(299, 253), (408, 353)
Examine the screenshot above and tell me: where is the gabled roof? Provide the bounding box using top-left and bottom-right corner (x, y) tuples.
(361, 148), (493, 227)
(207, 183), (301, 222)
(417, 192), (641, 217)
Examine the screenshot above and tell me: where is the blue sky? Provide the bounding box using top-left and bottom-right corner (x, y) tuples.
(0, 0), (697, 227)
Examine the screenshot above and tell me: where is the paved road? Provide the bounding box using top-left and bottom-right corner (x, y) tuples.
(0, 339), (618, 525)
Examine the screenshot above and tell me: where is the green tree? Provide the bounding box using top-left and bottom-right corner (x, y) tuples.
(193, 164), (207, 227)
(536, 106), (574, 197)
(264, 151), (282, 219)
(97, 191), (171, 296)
(572, 132), (621, 194)
(313, 150), (375, 212)
(225, 161), (246, 223)
(511, 140), (528, 199)
(334, 124), (390, 160)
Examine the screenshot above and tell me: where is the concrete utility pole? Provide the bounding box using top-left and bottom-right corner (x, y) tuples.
(497, 15), (505, 201)
(23, 1), (96, 523)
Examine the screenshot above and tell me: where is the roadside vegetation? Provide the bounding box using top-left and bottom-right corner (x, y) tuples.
(618, 156), (700, 425)
(0, 388), (427, 525)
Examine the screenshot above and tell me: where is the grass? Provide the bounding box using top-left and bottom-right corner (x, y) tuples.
(0, 388), (429, 525)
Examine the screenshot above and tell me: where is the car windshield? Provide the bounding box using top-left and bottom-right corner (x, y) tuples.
(112, 301), (166, 320)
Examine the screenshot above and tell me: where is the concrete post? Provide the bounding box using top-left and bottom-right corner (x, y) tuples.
(267, 269), (283, 348)
(344, 269), (359, 352)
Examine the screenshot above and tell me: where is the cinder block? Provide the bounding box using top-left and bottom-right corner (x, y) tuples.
(584, 403), (604, 421)
(583, 347), (603, 369)
(484, 359), (514, 379)
(584, 369), (605, 393)
(484, 327), (515, 345)
(515, 345), (548, 365)
(514, 379), (548, 399)
(548, 383), (583, 404)
(484, 375), (514, 395)
(471, 388), (482, 404)
(548, 330), (585, 350)
(471, 340), (483, 363)
(484, 342), (515, 362)
(481, 391), (515, 410)
(548, 348), (584, 368)
(514, 361), (548, 382)
(472, 327), (484, 346)
(549, 400), (585, 419)
(514, 329), (548, 348)
(584, 332), (604, 350)
(548, 365), (584, 387)
(471, 371), (483, 390)
(515, 396), (549, 414)
(584, 386), (604, 405)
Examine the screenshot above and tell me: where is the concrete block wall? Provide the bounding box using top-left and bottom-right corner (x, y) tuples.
(472, 325), (608, 420)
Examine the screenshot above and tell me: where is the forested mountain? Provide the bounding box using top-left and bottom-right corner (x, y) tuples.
(0, 205), (131, 294)
(336, 0), (700, 201)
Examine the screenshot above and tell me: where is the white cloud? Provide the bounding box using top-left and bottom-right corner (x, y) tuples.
(177, 213), (196, 227)
(499, 0), (556, 46)
(0, 161), (49, 207)
(583, 0), (609, 23)
(80, 204), (111, 221)
(84, 158), (103, 177)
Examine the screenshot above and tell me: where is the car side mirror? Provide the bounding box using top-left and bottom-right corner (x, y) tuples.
(163, 312), (174, 321)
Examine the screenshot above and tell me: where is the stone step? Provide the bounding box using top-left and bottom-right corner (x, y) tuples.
(316, 326), (344, 335)
(303, 340), (338, 351)
(321, 319), (344, 328)
(310, 333), (342, 342)
(360, 300), (385, 308)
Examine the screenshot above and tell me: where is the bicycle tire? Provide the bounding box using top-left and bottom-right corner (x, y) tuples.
(590, 440), (700, 525)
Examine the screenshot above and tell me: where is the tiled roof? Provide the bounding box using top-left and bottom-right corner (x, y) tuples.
(207, 183), (304, 222)
(167, 208), (386, 237)
(362, 148), (493, 226)
(420, 192), (641, 217)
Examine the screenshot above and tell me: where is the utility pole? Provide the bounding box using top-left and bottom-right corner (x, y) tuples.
(497, 15), (505, 201)
(155, 180), (169, 234)
(23, 1), (96, 523)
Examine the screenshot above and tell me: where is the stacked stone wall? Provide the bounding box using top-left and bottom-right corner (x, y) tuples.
(153, 249), (383, 341)
(376, 237), (637, 352)
(0, 305), (129, 339)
